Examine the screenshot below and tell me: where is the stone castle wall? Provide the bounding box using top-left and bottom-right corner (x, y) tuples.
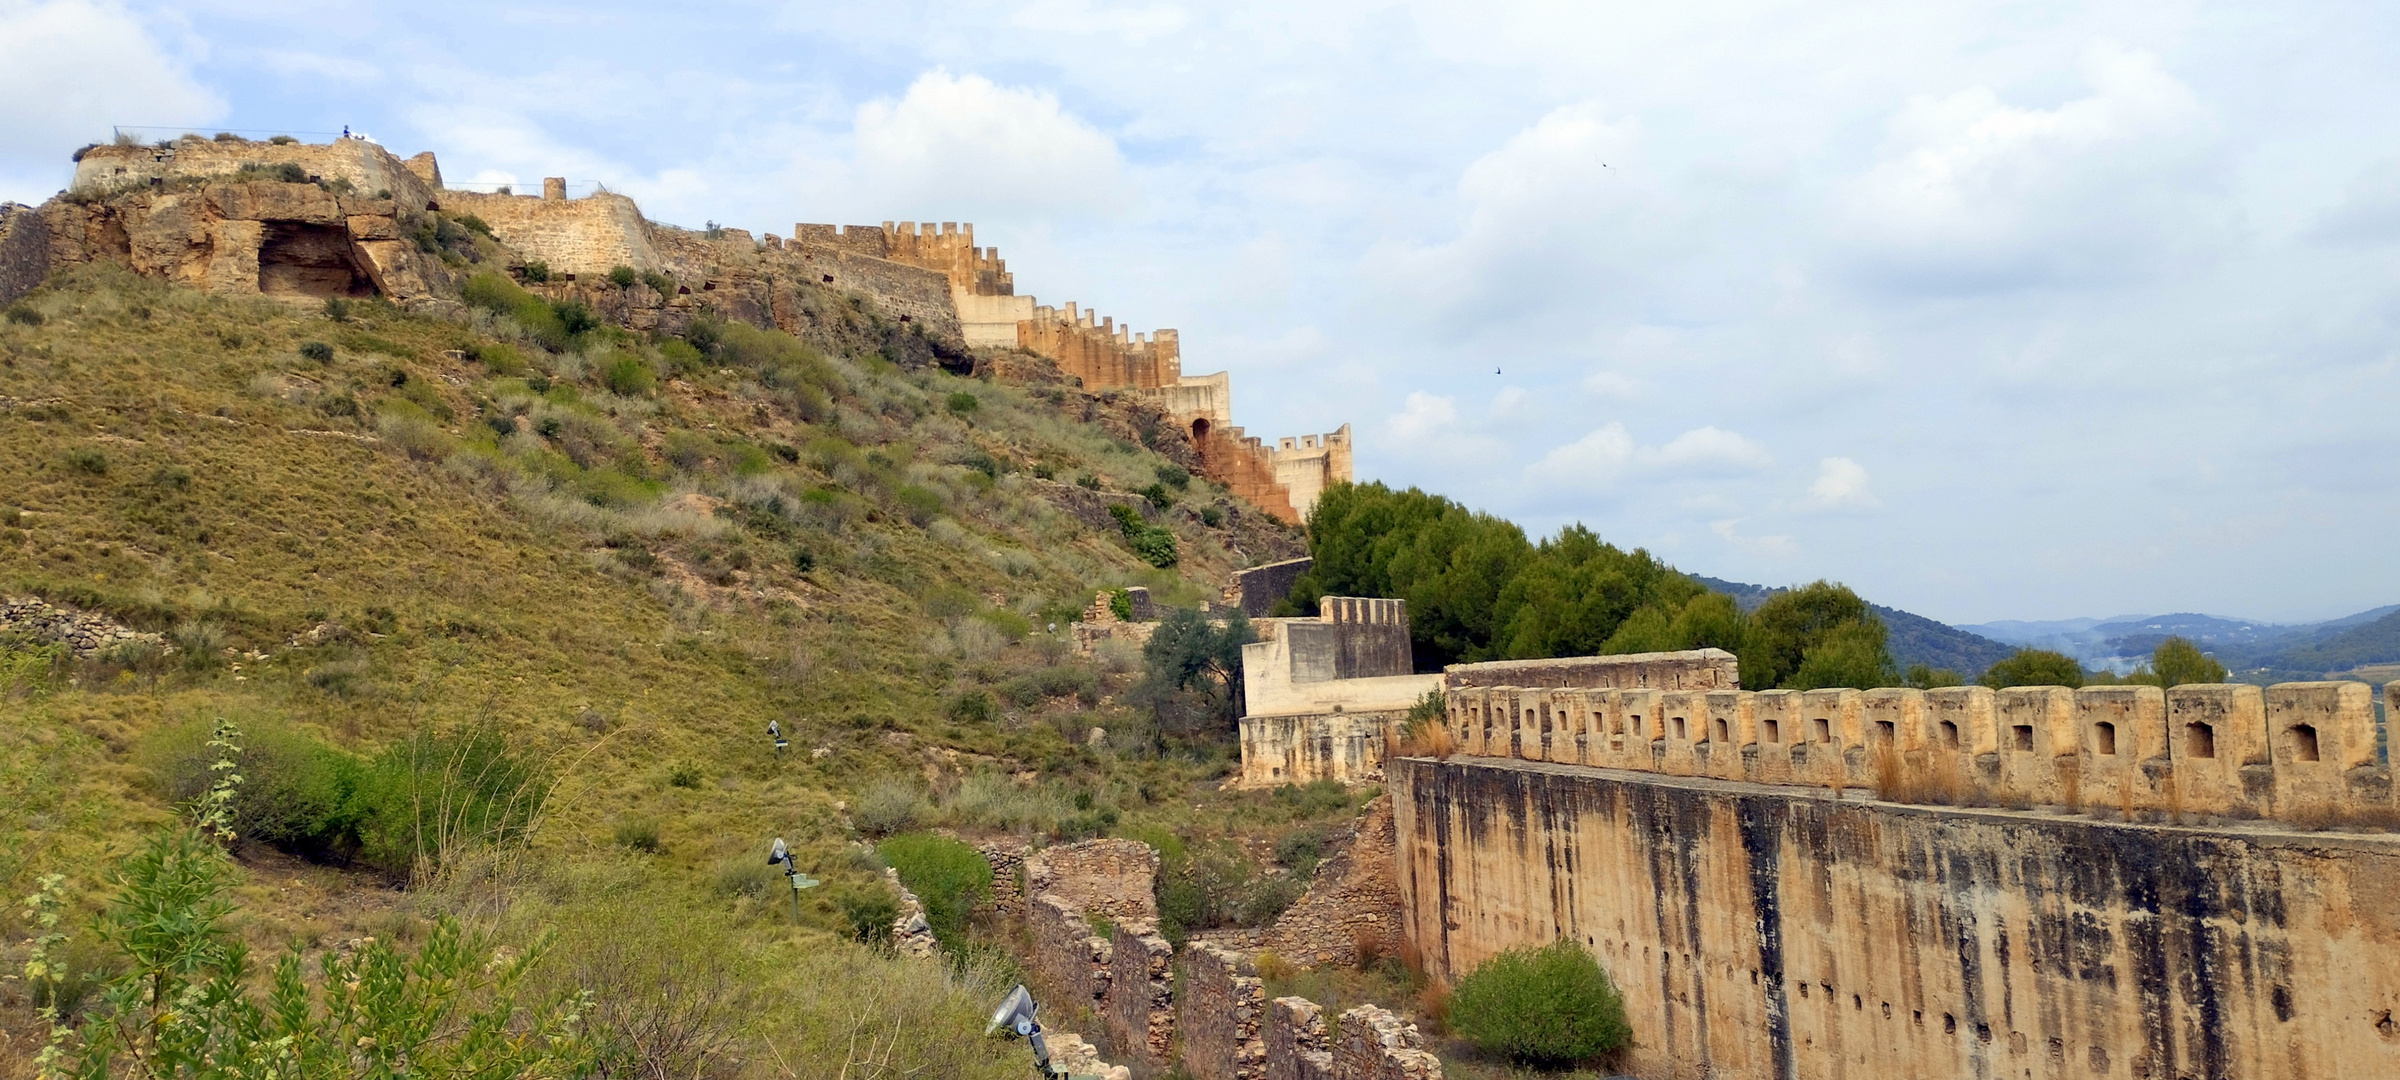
(1393, 750), (2400, 1080)
(1026, 838), (1159, 922)
(1439, 679), (2397, 824)
(1443, 647), (1741, 691)
(71, 137), (439, 212)
(1180, 944), (1266, 1080)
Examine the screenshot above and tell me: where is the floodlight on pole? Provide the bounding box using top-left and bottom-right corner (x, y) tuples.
(985, 984), (1058, 1079)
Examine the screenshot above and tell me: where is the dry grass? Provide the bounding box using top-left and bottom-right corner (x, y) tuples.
(1871, 745), (1966, 806)
(1390, 720), (1456, 761)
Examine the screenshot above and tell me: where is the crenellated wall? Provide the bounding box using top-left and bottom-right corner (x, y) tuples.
(1435, 679), (2395, 823)
(1392, 677), (2400, 1080)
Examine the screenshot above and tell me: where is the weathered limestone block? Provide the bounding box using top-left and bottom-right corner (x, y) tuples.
(1264, 998), (1333, 1080)
(1103, 921), (1174, 1069)
(2266, 681), (2377, 819)
(1750, 689), (1800, 782)
(1658, 689), (1706, 775)
(2166, 683), (2268, 817)
(210, 182), (346, 224)
(1046, 1033), (1132, 1080)
(1177, 943), (1264, 1080)
(1332, 1005), (1441, 1080)
(1996, 685), (2077, 806)
(1925, 686), (2000, 794)
(1702, 689), (1753, 781)
(2074, 685), (2168, 811)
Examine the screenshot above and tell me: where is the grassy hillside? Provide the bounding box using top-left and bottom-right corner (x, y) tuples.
(0, 264), (1320, 1077)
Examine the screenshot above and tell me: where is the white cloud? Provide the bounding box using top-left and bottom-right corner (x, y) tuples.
(850, 70), (1128, 219)
(1712, 519), (1799, 560)
(0, 0), (221, 194)
(1526, 423), (1771, 492)
(1583, 370), (1642, 399)
(1800, 456), (1881, 512)
(1837, 42), (2218, 294)
(1386, 391), (1458, 441)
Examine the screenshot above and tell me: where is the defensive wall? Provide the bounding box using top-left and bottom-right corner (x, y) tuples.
(11, 134), (1346, 523)
(1393, 675), (2400, 1080)
(1235, 645), (1740, 790)
(1237, 597), (1439, 789)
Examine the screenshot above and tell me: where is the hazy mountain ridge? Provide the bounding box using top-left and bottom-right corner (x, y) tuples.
(1962, 605), (2400, 678)
(1687, 575), (2017, 678)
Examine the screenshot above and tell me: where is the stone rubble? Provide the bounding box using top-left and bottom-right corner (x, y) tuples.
(0, 595), (171, 657)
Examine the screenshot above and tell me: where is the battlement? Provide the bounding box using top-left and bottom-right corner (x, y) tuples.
(791, 220), (1014, 296)
(1438, 676), (2400, 827)
(1019, 301), (1184, 390)
(1319, 596), (1405, 626)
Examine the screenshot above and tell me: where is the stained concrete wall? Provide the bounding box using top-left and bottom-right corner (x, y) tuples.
(1392, 753), (2400, 1080)
(1227, 557), (1313, 618)
(1239, 597), (1440, 788)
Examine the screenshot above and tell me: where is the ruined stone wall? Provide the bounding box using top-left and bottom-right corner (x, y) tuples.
(1227, 557), (1312, 617)
(1392, 747), (2400, 1080)
(1029, 893), (1112, 1011)
(0, 202), (53, 306)
(33, 183), (451, 303)
(1443, 647), (1740, 692)
(1026, 839), (1160, 922)
(1437, 679), (2399, 824)
(1105, 921), (1176, 1069)
(71, 137), (438, 213)
(1259, 999), (1437, 1080)
(1260, 796), (1405, 967)
(439, 190), (662, 277)
(1179, 944), (1266, 1080)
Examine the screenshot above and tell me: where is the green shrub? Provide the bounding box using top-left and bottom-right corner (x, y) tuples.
(143, 717), (371, 863)
(1448, 941), (1631, 1067)
(4, 303), (43, 326)
(1140, 482), (1175, 509)
(608, 265), (639, 289)
(876, 833), (991, 951)
(355, 723), (550, 876)
(1156, 464), (1190, 488)
(839, 885), (902, 944)
(667, 761), (704, 788)
(601, 352), (658, 396)
(1199, 506), (1224, 527)
(1109, 588), (1133, 621)
(614, 817), (663, 853)
(892, 484), (944, 527)
(641, 269), (675, 299)
(65, 447), (109, 475)
(946, 689), (997, 725)
(472, 342), (530, 375)
(1076, 474), (1101, 490)
(456, 213), (494, 238)
(322, 296), (351, 321)
(522, 260), (551, 283)
(1107, 504), (1178, 567)
(946, 391), (980, 416)
(657, 338), (705, 375)
(1273, 825), (1330, 878)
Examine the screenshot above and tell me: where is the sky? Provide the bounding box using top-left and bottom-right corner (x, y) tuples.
(3, 0), (2397, 626)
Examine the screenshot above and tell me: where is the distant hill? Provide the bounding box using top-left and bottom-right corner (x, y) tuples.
(1688, 576), (2016, 678)
(1966, 604), (2400, 679)
(2253, 609), (2400, 673)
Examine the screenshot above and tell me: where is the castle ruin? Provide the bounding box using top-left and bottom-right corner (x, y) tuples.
(0, 135), (1348, 521)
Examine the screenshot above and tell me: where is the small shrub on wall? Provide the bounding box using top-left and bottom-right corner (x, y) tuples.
(1447, 940), (1631, 1067)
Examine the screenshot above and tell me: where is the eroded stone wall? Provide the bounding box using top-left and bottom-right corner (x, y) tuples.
(1257, 999), (1437, 1080)
(1179, 944), (1265, 1080)
(1392, 753), (2400, 1080)
(1027, 839), (1160, 922)
(1105, 921), (1176, 1069)
(1260, 796), (1405, 967)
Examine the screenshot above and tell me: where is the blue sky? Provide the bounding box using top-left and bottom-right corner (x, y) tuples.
(5, 0), (2398, 625)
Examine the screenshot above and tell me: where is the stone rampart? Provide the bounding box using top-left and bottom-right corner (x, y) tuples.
(1392, 743), (2400, 1080)
(1179, 943), (1266, 1080)
(438, 190), (661, 277)
(1439, 679), (2398, 824)
(71, 136), (438, 212)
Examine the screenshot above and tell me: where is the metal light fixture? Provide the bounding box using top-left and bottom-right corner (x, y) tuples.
(986, 984), (1059, 1078)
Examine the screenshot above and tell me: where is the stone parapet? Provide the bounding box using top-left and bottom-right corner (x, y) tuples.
(1441, 674), (2399, 828)
(1263, 998), (1333, 1080)
(1332, 1006), (1441, 1080)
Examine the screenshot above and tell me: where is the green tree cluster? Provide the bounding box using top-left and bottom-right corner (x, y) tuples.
(1978, 636), (2231, 690)
(1289, 483), (1895, 688)
(1133, 607), (1254, 738)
